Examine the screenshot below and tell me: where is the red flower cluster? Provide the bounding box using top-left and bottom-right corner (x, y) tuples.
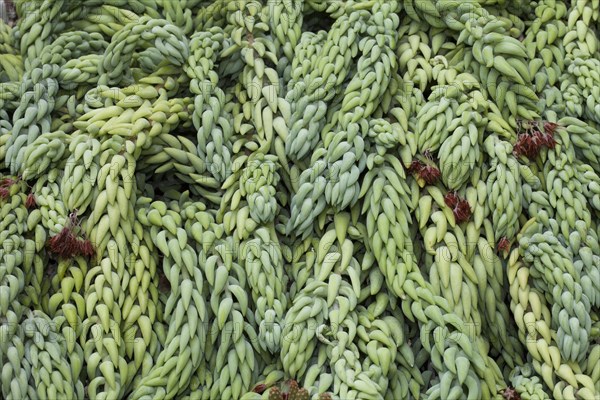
(47, 211), (95, 260)
(48, 228), (96, 260)
(408, 160), (441, 184)
(497, 236), (511, 253)
(408, 160), (423, 173)
(444, 191), (472, 223)
(79, 239), (96, 258)
(513, 120), (556, 159)
(0, 177), (36, 208)
(26, 193), (36, 208)
(0, 177), (16, 187)
(252, 384), (267, 394)
(0, 178), (16, 200)
(500, 387), (521, 400)
(543, 122), (558, 134)
(48, 227), (82, 259)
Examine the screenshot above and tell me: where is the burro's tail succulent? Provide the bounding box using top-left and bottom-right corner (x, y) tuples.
(1, 0), (600, 399)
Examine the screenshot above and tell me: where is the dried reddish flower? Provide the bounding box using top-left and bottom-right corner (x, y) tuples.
(47, 210), (95, 260)
(513, 121), (556, 159)
(64, 234), (79, 256)
(497, 236), (511, 253)
(542, 131), (556, 148)
(543, 122), (558, 135)
(0, 187), (8, 200)
(48, 227), (80, 259)
(408, 160), (424, 173)
(80, 239), (96, 259)
(26, 193), (36, 208)
(419, 165), (441, 184)
(444, 191), (460, 208)
(408, 159), (441, 184)
(453, 199), (472, 223)
(500, 387), (521, 400)
(48, 227), (68, 249)
(73, 239), (82, 254)
(444, 191), (471, 223)
(253, 384), (267, 394)
(0, 178), (16, 187)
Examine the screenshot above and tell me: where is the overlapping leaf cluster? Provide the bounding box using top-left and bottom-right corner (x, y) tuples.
(0, 0), (599, 399)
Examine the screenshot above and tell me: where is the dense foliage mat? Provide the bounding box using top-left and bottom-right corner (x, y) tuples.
(0, 0), (599, 399)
